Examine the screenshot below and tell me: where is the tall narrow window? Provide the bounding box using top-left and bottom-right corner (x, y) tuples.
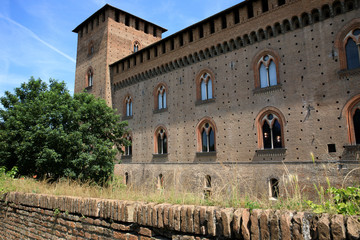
(259, 55), (278, 88)
(157, 85), (166, 109)
(156, 128), (167, 154)
(201, 123), (215, 152)
(87, 69), (93, 87)
(354, 109), (360, 144)
(200, 73), (213, 100)
(133, 41), (140, 53)
(125, 96), (132, 117)
(124, 135), (132, 156)
(345, 29), (360, 70)
(158, 174), (164, 189)
(261, 113), (283, 149)
(124, 172), (129, 185)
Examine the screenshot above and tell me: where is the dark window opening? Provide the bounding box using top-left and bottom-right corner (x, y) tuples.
(125, 172), (129, 185)
(102, 12), (106, 22)
(144, 23), (148, 33)
(153, 27), (157, 37)
(267, 26), (273, 37)
(140, 53), (143, 63)
(270, 179), (279, 199)
(179, 34), (183, 46)
(328, 144), (336, 153)
(96, 16), (99, 26)
(247, 2), (254, 18)
(262, 114), (282, 149)
(122, 63), (124, 71)
(125, 15), (130, 26)
(312, 9), (320, 23)
(133, 57), (136, 66)
(205, 175), (212, 188)
(221, 15), (227, 29)
(90, 21), (93, 30)
(162, 42), (166, 54)
(233, 9), (240, 24)
(278, 0), (285, 6)
(333, 2), (342, 15)
(135, 19), (139, 30)
(147, 50), (150, 60)
(354, 109), (360, 144)
(262, 0), (269, 12)
(158, 174), (164, 189)
(116, 65), (119, 73)
(322, 5), (331, 19)
(115, 11), (120, 22)
(302, 13), (310, 27)
(199, 25), (204, 38)
(154, 46), (158, 57)
(189, 30), (193, 42)
(127, 59), (130, 68)
(157, 130), (167, 154)
(210, 20), (215, 34)
(275, 23), (282, 35)
(171, 39), (175, 50)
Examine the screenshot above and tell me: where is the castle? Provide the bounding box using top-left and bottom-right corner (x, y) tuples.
(73, 0), (360, 198)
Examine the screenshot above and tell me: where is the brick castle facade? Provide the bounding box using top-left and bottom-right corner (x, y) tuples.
(73, 0), (360, 197)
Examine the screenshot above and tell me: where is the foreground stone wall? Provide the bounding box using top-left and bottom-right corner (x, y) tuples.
(0, 192), (359, 239)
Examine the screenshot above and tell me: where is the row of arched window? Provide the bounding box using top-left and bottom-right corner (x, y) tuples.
(123, 108), (285, 158)
(123, 91), (360, 158)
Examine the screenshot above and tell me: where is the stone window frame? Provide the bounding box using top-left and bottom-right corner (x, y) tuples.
(252, 49), (281, 90)
(154, 125), (168, 155)
(255, 107), (286, 150)
(335, 18), (360, 72)
(123, 94), (133, 119)
(195, 69), (216, 105)
(153, 82), (168, 113)
(196, 117), (217, 153)
(343, 94), (360, 145)
(133, 40), (141, 53)
(85, 67), (94, 88)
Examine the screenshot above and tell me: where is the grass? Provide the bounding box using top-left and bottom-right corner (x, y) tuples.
(0, 162), (359, 215)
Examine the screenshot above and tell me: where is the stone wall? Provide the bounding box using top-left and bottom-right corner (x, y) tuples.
(0, 192), (359, 239)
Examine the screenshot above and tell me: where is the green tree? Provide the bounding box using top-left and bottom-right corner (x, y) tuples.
(0, 77), (128, 183)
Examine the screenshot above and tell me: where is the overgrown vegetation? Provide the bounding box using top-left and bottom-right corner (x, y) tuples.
(0, 165), (359, 215)
(0, 78), (128, 184)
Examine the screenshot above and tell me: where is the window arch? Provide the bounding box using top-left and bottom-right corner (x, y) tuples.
(252, 50), (281, 89)
(133, 40), (141, 53)
(153, 83), (167, 110)
(335, 19), (360, 71)
(196, 117), (217, 152)
(86, 68), (94, 87)
(256, 107), (285, 149)
(154, 126), (168, 154)
(196, 69), (215, 102)
(343, 94), (360, 145)
(124, 95), (133, 117)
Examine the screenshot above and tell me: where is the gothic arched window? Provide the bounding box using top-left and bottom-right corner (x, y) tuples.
(259, 55), (278, 88)
(261, 113), (283, 149)
(87, 68), (93, 87)
(345, 29), (360, 70)
(200, 73), (213, 101)
(155, 127), (168, 154)
(157, 85), (166, 109)
(125, 96), (133, 117)
(197, 118), (216, 153)
(124, 135), (132, 156)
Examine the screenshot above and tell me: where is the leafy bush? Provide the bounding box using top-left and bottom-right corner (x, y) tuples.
(0, 166), (18, 194)
(0, 78), (128, 184)
(307, 186), (360, 215)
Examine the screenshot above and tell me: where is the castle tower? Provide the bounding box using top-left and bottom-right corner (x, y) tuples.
(72, 4), (167, 106)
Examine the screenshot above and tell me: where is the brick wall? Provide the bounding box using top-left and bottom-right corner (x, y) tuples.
(1, 192), (359, 239)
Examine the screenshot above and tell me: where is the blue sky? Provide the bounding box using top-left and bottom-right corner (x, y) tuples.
(0, 0), (241, 98)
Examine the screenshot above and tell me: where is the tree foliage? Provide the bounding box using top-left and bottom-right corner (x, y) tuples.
(0, 77), (128, 183)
